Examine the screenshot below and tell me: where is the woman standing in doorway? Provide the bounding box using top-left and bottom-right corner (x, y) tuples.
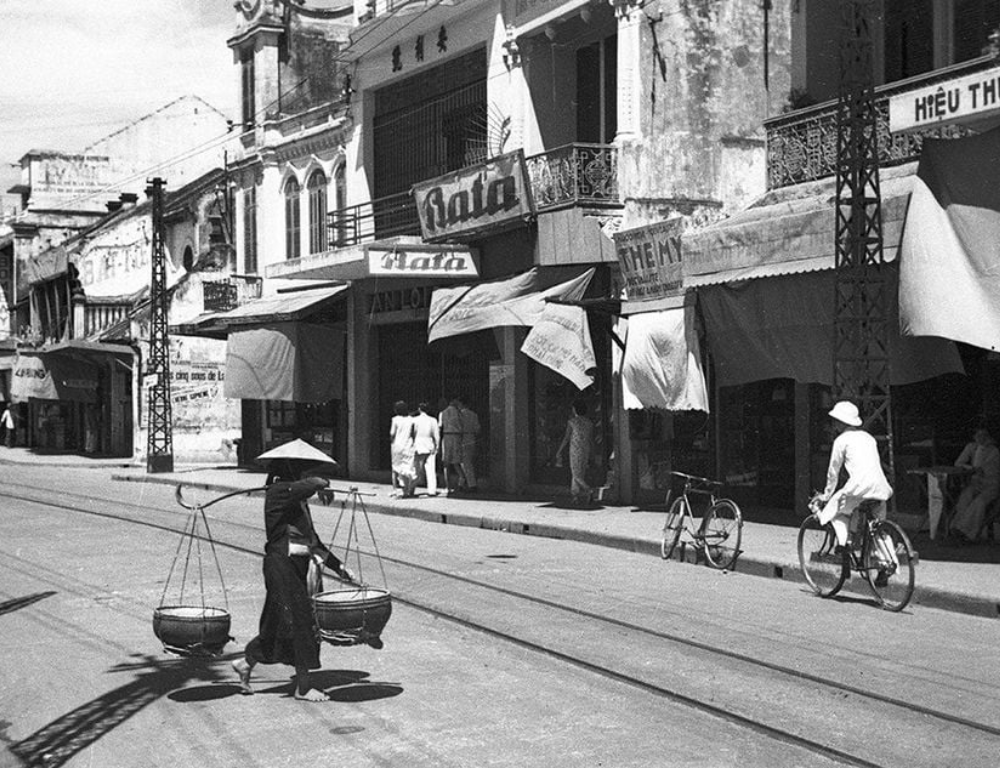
(555, 400), (595, 505)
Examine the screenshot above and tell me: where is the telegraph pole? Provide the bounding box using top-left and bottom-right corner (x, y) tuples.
(146, 177), (174, 473)
(833, 0), (894, 484)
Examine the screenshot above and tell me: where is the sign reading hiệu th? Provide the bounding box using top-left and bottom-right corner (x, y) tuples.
(412, 150), (534, 241)
(367, 244), (479, 278)
(613, 219), (684, 301)
(890, 65), (1000, 133)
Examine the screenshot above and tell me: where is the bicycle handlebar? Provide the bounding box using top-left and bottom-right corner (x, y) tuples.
(670, 471), (723, 488)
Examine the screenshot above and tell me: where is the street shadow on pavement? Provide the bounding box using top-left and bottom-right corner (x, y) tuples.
(0, 591), (56, 617)
(538, 501), (606, 511)
(246, 669), (402, 702)
(5, 653), (233, 768)
(905, 533), (1000, 564)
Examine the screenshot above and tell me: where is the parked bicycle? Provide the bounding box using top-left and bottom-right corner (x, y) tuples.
(660, 471), (743, 570)
(798, 494), (917, 612)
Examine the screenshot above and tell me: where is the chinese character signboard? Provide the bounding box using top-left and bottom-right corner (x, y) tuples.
(412, 150), (535, 242)
(613, 219), (684, 301)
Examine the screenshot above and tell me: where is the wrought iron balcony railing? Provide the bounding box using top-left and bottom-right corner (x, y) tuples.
(764, 58), (997, 189)
(324, 143), (620, 247)
(326, 191), (422, 248)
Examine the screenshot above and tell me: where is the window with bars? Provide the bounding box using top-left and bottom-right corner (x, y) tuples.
(373, 48), (488, 198)
(284, 177), (301, 261)
(243, 186), (258, 274)
(307, 170), (328, 254)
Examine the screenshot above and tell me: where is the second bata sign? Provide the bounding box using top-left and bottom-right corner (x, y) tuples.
(412, 150), (535, 242)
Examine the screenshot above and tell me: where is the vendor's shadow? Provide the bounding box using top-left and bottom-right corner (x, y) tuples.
(170, 669), (402, 703)
(539, 500), (605, 511)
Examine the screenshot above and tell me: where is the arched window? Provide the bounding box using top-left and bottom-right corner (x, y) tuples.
(284, 177), (301, 261)
(307, 170), (328, 254)
(332, 163), (348, 246)
(182, 245), (194, 272)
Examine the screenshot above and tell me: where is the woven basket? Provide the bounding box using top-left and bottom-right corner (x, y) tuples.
(153, 605), (231, 656)
(313, 587), (392, 647)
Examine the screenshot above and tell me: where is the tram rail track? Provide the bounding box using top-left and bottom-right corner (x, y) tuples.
(2, 481), (996, 768)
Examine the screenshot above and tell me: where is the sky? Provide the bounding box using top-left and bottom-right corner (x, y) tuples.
(0, 0), (235, 216)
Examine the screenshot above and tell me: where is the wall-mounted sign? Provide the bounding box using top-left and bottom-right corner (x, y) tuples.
(369, 286), (435, 315)
(411, 150), (535, 242)
(613, 219), (684, 301)
(366, 244), (479, 278)
(890, 65), (1000, 133)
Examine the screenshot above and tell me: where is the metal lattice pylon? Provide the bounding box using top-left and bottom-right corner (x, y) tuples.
(833, 0), (894, 487)
(146, 177), (174, 473)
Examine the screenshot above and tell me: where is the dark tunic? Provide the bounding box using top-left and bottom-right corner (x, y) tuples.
(245, 477), (342, 669)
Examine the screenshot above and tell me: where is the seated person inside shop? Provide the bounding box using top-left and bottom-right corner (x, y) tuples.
(949, 423), (1000, 543)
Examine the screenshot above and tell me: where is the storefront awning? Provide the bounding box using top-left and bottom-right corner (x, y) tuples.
(698, 267), (964, 387)
(174, 283), (350, 338)
(427, 267), (595, 343)
(10, 351), (99, 403)
(224, 322), (344, 403)
(900, 126), (1000, 352)
(683, 163), (916, 287)
(620, 296), (709, 412)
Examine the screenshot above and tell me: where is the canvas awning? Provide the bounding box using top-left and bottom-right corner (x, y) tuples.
(175, 282), (350, 338)
(10, 351), (99, 403)
(698, 267), (964, 387)
(224, 322), (344, 403)
(427, 267), (595, 343)
(900, 126), (1000, 351)
(619, 295), (709, 412)
(683, 162), (917, 287)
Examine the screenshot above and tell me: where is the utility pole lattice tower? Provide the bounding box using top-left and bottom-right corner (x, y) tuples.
(834, 0), (893, 478)
(146, 177), (174, 473)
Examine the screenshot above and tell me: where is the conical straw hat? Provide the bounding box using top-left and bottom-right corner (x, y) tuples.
(256, 438), (337, 464)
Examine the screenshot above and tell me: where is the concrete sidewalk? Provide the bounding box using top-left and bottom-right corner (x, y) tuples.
(2, 447), (998, 619)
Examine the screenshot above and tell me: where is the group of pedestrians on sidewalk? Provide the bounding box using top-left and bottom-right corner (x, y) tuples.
(390, 397), (480, 498)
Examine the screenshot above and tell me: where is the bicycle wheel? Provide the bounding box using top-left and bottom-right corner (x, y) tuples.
(661, 495), (687, 560)
(702, 499), (743, 570)
(798, 514), (847, 597)
(863, 520), (916, 612)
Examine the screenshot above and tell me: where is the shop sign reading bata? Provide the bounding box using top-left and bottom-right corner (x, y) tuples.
(890, 65), (1000, 133)
(613, 219), (683, 301)
(411, 150), (535, 242)
(367, 244), (479, 278)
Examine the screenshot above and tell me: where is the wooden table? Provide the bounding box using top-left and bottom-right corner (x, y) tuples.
(906, 465), (973, 539)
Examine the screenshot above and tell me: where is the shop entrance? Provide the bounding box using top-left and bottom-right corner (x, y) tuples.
(375, 322), (494, 475)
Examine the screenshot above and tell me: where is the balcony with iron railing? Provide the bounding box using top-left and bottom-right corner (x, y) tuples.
(764, 57), (999, 189)
(324, 143), (620, 247)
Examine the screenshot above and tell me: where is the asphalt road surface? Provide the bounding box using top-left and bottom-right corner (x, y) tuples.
(1, 465), (997, 767)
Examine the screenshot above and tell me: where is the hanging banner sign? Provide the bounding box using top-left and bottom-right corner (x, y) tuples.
(521, 302), (596, 390)
(411, 150), (535, 242)
(613, 219), (684, 301)
(889, 65), (1000, 133)
(366, 244), (480, 278)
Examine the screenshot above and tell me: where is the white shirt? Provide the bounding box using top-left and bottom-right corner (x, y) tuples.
(412, 412), (439, 454)
(822, 429), (893, 501)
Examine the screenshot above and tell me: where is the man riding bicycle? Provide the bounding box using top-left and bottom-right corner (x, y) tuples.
(815, 401), (895, 584)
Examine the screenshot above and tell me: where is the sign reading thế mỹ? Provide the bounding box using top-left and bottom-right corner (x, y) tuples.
(613, 219), (684, 301)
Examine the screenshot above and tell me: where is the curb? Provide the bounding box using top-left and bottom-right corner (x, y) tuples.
(112, 473), (999, 621)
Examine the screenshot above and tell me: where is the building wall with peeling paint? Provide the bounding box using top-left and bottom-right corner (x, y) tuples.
(619, 0), (791, 225)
